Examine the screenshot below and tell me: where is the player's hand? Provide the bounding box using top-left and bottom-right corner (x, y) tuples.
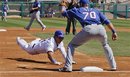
(54, 61), (62, 65)
(31, 8), (34, 10)
(112, 33), (118, 41)
(72, 60), (76, 64)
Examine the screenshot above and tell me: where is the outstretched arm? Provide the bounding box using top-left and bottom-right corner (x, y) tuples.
(59, 46), (66, 61)
(59, 0), (68, 12)
(47, 51), (62, 65)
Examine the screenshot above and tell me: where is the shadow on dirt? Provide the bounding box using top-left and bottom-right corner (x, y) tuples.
(5, 58), (48, 64)
(5, 58), (80, 72)
(17, 67), (80, 72)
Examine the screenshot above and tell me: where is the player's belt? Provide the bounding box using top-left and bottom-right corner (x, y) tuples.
(84, 24), (101, 26)
(86, 23), (101, 25)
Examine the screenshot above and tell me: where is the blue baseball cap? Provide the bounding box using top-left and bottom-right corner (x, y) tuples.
(79, 0), (90, 4)
(54, 30), (64, 38)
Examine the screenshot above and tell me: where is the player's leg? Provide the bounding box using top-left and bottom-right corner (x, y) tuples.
(72, 18), (77, 35)
(98, 25), (117, 70)
(1, 12), (4, 21)
(4, 12), (7, 21)
(16, 37), (37, 55)
(36, 11), (46, 30)
(1, 15), (4, 21)
(65, 18), (71, 35)
(24, 13), (35, 30)
(59, 29), (91, 72)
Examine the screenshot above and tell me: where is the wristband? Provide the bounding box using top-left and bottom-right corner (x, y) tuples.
(51, 58), (57, 64)
(111, 29), (116, 34)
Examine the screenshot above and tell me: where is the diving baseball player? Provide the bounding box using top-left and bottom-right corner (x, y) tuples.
(59, 0), (118, 72)
(16, 30), (66, 65)
(24, 0), (46, 31)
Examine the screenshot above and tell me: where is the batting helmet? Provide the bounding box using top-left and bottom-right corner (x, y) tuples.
(54, 30), (64, 38)
(79, 0), (90, 4)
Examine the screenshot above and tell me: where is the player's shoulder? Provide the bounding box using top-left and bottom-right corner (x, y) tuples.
(70, 7), (77, 11)
(90, 8), (100, 11)
(44, 37), (54, 46)
(89, 8), (101, 14)
(47, 37), (55, 43)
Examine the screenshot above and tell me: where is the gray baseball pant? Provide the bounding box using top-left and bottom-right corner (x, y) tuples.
(26, 11), (46, 29)
(64, 24), (116, 71)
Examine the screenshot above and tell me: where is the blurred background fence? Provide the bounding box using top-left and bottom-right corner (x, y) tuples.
(0, 0), (130, 19)
(0, 1), (60, 18)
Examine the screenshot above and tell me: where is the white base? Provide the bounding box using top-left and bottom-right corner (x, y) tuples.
(80, 66), (103, 72)
(0, 29), (7, 32)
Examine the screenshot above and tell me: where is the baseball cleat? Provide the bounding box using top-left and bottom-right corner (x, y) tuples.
(72, 30), (76, 35)
(110, 68), (117, 71)
(72, 61), (76, 64)
(59, 67), (72, 72)
(65, 32), (69, 35)
(24, 27), (30, 31)
(42, 27), (46, 31)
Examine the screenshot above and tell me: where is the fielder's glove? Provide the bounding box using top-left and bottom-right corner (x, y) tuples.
(112, 33), (118, 41)
(59, 0), (69, 7)
(54, 61), (62, 65)
(29, 9), (34, 14)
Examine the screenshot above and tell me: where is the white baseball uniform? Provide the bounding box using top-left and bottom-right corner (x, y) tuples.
(16, 37), (66, 60)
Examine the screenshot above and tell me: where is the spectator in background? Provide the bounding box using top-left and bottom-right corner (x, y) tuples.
(100, 0), (104, 9)
(65, 0), (78, 35)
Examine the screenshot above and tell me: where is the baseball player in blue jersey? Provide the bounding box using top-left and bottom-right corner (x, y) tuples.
(59, 0), (118, 72)
(4, 0), (9, 10)
(24, 0), (46, 31)
(16, 30), (66, 65)
(1, 2), (9, 21)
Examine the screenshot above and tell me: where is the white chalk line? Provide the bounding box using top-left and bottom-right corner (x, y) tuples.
(0, 71), (130, 73)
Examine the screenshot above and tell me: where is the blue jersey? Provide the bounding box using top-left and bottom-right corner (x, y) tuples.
(4, 0), (8, 2)
(33, 1), (40, 11)
(2, 5), (7, 12)
(62, 7), (110, 27)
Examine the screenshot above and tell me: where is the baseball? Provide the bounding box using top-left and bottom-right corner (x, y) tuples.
(80, 66), (103, 72)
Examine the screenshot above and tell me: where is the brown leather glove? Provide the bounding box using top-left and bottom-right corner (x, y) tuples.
(59, 0), (69, 7)
(29, 9), (34, 14)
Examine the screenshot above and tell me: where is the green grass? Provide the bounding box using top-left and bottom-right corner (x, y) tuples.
(0, 17), (67, 28)
(0, 17), (130, 56)
(110, 19), (130, 27)
(77, 32), (130, 57)
(1, 18), (130, 28)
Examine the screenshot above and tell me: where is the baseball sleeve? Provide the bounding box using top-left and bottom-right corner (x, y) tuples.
(58, 42), (67, 61)
(98, 10), (110, 25)
(62, 7), (76, 19)
(45, 42), (54, 53)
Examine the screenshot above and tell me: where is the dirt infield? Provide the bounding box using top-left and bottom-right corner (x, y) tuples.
(0, 27), (130, 77)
